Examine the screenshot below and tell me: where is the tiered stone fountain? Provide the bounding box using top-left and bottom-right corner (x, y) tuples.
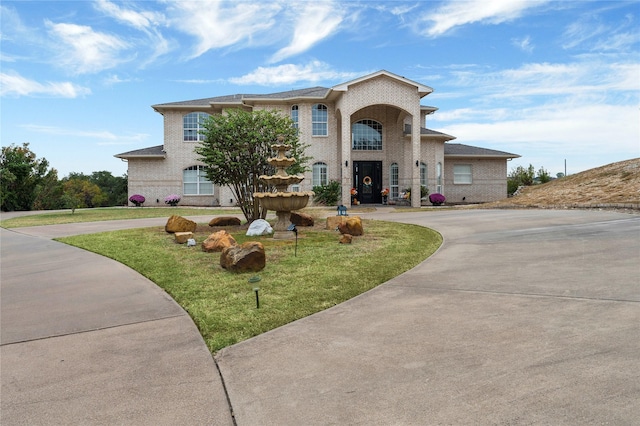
(253, 138), (314, 239)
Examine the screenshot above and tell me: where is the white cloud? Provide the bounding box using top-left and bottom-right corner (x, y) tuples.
(46, 21), (130, 74)
(269, 2), (345, 63)
(21, 124), (148, 143)
(228, 61), (364, 86)
(95, 0), (171, 65)
(562, 18), (608, 50)
(0, 71), (91, 97)
(428, 58), (640, 172)
(512, 35), (534, 53)
(166, 1), (281, 59)
(417, 0), (552, 37)
(95, 0), (165, 30)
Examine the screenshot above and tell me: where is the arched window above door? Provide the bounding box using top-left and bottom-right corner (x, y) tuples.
(352, 119), (382, 150)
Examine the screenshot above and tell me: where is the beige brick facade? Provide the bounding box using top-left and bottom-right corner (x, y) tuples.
(117, 71), (518, 207)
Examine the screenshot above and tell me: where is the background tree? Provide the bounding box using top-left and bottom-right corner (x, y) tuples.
(32, 170), (65, 210)
(195, 109), (309, 222)
(537, 167), (551, 184)
(63, 171), (127, 207)
(62, 178), (107, 208)
(1, 143), (53, 211)
(507, 164), (536, 195)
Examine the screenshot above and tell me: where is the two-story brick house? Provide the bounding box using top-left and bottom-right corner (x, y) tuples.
(116, 70), (519, 208)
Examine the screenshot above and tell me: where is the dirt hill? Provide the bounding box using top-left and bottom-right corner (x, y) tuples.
(489, 157), (640, 208)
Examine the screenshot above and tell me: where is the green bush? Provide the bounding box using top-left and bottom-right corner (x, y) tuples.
(313, 180), (341, 205)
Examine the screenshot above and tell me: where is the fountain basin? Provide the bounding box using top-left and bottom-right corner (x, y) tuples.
(259, 174), (305, 187)
(254, 191), (314, 212)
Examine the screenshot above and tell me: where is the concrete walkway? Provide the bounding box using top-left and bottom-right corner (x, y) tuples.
(2, 209), (639, 425)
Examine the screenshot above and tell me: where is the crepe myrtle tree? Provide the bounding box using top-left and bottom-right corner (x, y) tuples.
(195, 109), (310, 222)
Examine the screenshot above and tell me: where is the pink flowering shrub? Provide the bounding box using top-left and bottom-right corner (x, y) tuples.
(129, 194), (145, 207)
(429, 193), (445, 206)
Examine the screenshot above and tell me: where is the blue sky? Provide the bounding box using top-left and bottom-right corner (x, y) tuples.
(1, 0), (638, 178)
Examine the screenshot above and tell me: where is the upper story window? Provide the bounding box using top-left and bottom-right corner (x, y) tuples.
(183, 112), (209, 142)
(291, 105), (299, 130)
(312, 104), (328, 136)
(312, 162), (328, 186)
(352, 119), (382, 150)
(453, 164), (472, 184)
(183, 165), (214, 195)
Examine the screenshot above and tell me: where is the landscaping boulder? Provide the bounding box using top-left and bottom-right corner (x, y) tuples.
(246, 219), (273, 236)
(202, 230), (237, 253)
(339, 234), (353, 244)
(290, 211), (314, 227)
(209, 216), (241, 227)
(326, 215), (348, 230)
(165, 215), (197, 233)
(174, 231), (193, 244)
(220, 242), (266, 272)
(337, 217), (363, 236)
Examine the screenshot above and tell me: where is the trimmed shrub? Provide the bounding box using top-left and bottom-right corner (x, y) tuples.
(429, 193), (445, 206)
(164, 194), (181, 206)
(129, 194), (145, 207)
(313, 180), (341, 205)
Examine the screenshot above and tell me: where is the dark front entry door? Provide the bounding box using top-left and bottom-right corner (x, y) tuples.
(353, 161), (382, 204)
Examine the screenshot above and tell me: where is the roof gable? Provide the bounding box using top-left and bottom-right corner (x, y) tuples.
(332, 70), (433, 97)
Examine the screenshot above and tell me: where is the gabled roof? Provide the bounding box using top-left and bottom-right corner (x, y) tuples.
(152, 70), (435, 112)
(332, 70), (433, 97)
(115, 145), (165, 159)
(444, 143), (520, 159)
(152, 87), (331, 111)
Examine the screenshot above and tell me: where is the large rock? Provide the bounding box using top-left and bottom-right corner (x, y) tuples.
(339, 234), (353, 244)
(290, 211), (314, 227)
(326, 216), (348, 230)
(337, 217), (363, 236)
(209, 216), (241, 227)
(246, 219), (273, 236)
(220, 242), (266, 273)
(175, 231), (194, 244)
(202, 230), (237, 252)
(165, 215), (197, 233)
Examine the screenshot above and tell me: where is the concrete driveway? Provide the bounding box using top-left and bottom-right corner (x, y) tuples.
(2, 209), (639, 425)
(216, 209), (640, 425)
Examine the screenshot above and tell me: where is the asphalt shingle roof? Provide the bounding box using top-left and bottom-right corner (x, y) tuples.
(115, 145), (165, 158)
(444, 143), (520, 158)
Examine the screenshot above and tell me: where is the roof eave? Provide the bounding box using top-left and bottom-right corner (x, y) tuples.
(114, 154), (166, 160)
(444, 154), (521, 159)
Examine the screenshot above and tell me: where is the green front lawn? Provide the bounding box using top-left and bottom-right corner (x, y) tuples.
(58, 219), (441, 353)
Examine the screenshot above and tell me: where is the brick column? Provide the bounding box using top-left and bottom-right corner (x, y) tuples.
(411, 112), (421, 208)
(341, 113), (352, 206)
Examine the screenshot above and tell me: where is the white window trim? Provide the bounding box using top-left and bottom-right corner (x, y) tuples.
(453, 164), (473, 184)
(312, 104), (328, 137)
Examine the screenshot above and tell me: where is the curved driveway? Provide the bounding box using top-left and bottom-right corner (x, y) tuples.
(2, 209), (639, 425)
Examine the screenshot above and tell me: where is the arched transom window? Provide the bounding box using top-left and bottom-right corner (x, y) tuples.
(183, 112), (210, 142)
(352, 119), (382, 150)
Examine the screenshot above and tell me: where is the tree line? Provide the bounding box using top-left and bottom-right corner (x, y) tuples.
(1, 143), (127, 212)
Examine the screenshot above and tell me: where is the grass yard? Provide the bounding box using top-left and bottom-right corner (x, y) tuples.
(0, 207), (241, 228)
(58, 219), (441, 353)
